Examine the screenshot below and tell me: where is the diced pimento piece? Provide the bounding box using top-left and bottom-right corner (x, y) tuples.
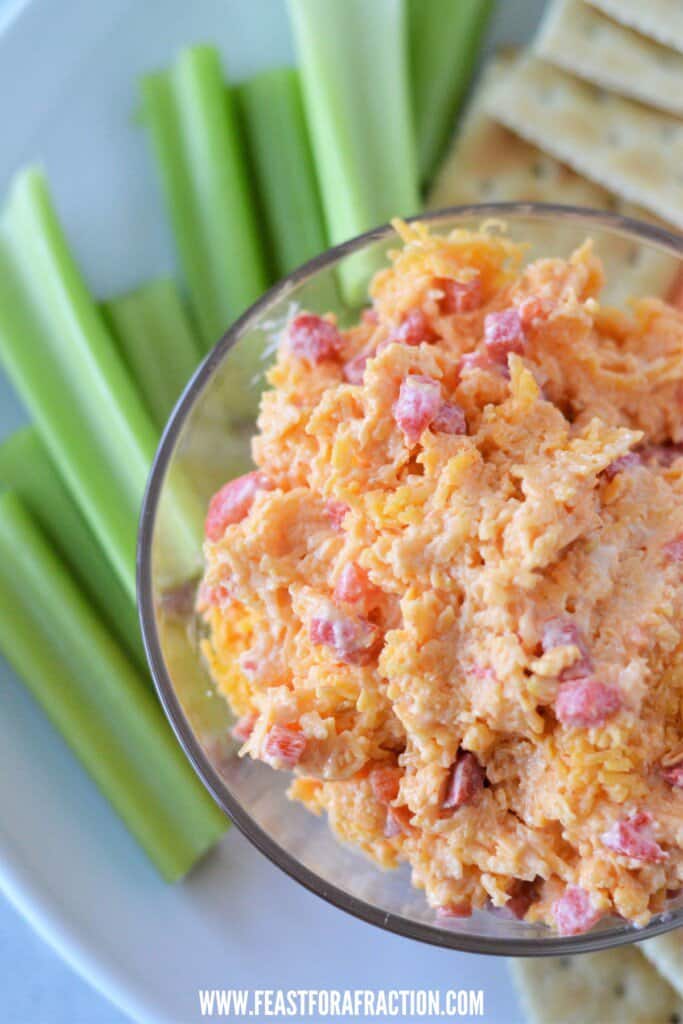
(231, 712), (257, 744)
(436, 902), (472, 920)
(388, 309), (438, 347)
(393, 375), (442, 445)
(603, 452), (642, 481)
(555, 678), (622, 728)
(435, 275), (483, 315)
(310, 612), (381, 666)
(541, 616), (593, 680)
(662, 763), (683, 787)
(664, 534), (683, 561)
(324, 499), (349, 531)
(483, 309), (526, 361)
(601, 810), (667, 864)
(369, 764), (402, 804)
(442, 751), (485, 810)
(262, 724), (306, 770)
(205, 471), (271, 541)
(506, 880), (538, 921)
(552, 886), (602, 936)
(431, 401), (467, 436)
(334, 562), (375, 606)
(458, 349), (497, 375)
(343, 349), (372, 385)
(288, 313), (343, 365)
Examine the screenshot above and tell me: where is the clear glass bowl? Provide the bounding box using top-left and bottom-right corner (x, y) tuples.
(138, 204), (683, 956)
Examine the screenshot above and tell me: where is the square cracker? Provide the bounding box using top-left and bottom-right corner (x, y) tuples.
(586, 0), (683, 56)
(428, 53), (616, 210)
(536, 0), (683, 117)
(429, 55), (677, 305)
(511, 946), (683, 1024)
(642, 931), (683, 1001)
(485, 54), (683, 231)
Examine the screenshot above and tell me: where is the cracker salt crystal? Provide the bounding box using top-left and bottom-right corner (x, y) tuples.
(537, 0), (683, 117)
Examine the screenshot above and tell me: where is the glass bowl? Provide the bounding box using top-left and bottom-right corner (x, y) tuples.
(138, 204), (683, 956)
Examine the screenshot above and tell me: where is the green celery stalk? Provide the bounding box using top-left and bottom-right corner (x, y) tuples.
(103, 277), (202, 431)
(410, 0), (495, 188)
(235, 68), (328, 278)
(0, 428), (146, 673)
(0, 492), (226, 881)
(0, 168), (202, 599)
(141, 45), (270, 351)
(287, 0), (420, 303)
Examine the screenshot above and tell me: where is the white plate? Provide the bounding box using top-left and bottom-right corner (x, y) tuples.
(0, 1), (543, 1020)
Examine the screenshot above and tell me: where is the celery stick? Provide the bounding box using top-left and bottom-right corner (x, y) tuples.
(0, 492), (226, 880)
(0, 428), (145, 673)
(236, 68), (328, 278)
(287, 0), (420, 303)
(141, 46), (270, 350)
(103, 278), (202, 431)
(0, 168), (201, 599)
(410, 0), (495, 188)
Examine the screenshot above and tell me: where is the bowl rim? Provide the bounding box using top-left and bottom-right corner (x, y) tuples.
(138, 202), (683, 956)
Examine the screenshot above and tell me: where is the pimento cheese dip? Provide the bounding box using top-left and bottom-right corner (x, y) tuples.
(199, 221), (683, 936)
